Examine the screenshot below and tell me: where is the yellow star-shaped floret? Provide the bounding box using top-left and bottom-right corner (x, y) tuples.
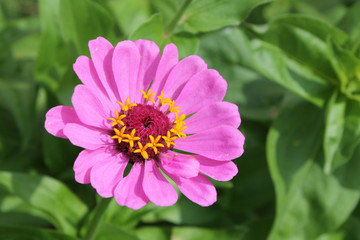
(148, 135), (164, 154)
(167, 100), (180, 113)
(134, 142), (150, 159)
(162, 131), (178, 148)
(174, 113), (186, 125)
(117, 97), (137, 112)
(157, 91), (171, 106)
(108, 110), (126, 127)
(171, 122), (187, 139)
(140, 89), (156, 104)
(111, 126), (127, 144)
(123, 129), (140, 148)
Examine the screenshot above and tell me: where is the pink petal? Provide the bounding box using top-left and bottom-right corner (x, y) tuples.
(135, 40), (161, 94)
(142, 160), (178, 206)
(73, 148), (112, 184)
(88, 37), (119, 103)
(175, 69), (227, 115)
(45, 106), (80, 138)
(184, 102), (240, 134)
(63, 123), (113, 150)
(165, 172), (217, 207)
(197, 155), (238, 181)
(91, 153), (128, 198)
(151, 43), (179, 94)
(175, 126), (244, 161)
(72, 85), (111, 129)
(159, 152), (199, 178)
(73, 56), (112, 109)
(112, 40), (141, 103)
(162, 55), (207, 100)
(114, 162), (149, 210)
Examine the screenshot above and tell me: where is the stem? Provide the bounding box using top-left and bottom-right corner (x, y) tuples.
(164, 0), (193, 35)
(83, 198), (112, 240)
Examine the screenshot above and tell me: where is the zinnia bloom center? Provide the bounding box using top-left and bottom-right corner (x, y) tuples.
(108, 90), (187, 162)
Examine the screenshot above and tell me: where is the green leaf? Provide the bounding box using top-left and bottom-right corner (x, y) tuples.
(129, 14), (199, 59)
(136, 227), (169, 240)
(267, 100), (360, 240)
(171, 227), (247, 240)
(0, 212), (51, 228)
(106, 0), (151, 37)
(326, 39), (360, 99)
(0, 80), (36, 148)
(324, 97), (360, 172)
(337, 2), (360, 55)
(36, 0), (69, 92)
(251, 40), (332, 107)
(198, 27), (285, 121)
(323, 91), (346, 173)
(179, 0), (272, 33)
(42, 133), (79, 175)
(250, 15), (348, 88)
(59, 0), (115, 57)
(0, 226), (76, 240)
(0, 172), (88, 235)
(95, 223), (138, 240)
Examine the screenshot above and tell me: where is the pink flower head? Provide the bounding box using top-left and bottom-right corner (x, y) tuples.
(45, 37), (245, 210)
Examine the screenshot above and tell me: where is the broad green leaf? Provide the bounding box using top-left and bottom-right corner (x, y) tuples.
(106, 0), (151, 37)
(0, 80), (36, 148)
(0, 212), (50, 228)
(327, 39), (360, 99)
(0, 172), (88, 235)
(198, 27), (285, 121)
(95, 223), (138, 240)
(323, 91), (346, 173)
(42, 133), (79, 175)
(328, 99), (360, 171)
(251, 40), (332, 107)
(267, 100), (360, 240)
(59, 0), (114, 57)
(36, 0), (68, 92)
(337, 2), (360, 55)
(179, 0), (272, 33)
(251, 15), (348, 88)
(171, 227), (247, 240)
(0, 226), (76, 240)
(150, 0), (178, 25)
(129, 14), (198, 59)
(136, 227), (169, 240)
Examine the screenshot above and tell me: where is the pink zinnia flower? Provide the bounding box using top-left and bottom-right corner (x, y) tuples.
(45, 37), (245, 210)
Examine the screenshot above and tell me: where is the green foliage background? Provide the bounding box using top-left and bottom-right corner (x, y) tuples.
(1, 0), (360, 239)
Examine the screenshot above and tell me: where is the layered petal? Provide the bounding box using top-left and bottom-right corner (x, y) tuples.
(162, 55), (207, 100)
(197, 155), (238, 181)
(159, 152), (199, 178)
(112, 40), (140, 103)
(184, 102), (240, 134)
(114, 162), (149, 210)
(175, 69), (227, 115)
(175, 126), (245, 161)
(143, 160), (178, 206)
(151, 43), (179, 94)
(135, 40), (161, 94)
(73, 56), (113, 110)
(45, 106), (80, 138)
(72, 85), (111, 129)
(63, 123), (112, 150)
(165, 172), (216, 207)
(88, 37), (119, 103)
(73, 148), (113, 184)
(91, 153), (128, 198)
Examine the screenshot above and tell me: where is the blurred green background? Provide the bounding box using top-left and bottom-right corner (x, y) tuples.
(1, 0), (360, 239)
